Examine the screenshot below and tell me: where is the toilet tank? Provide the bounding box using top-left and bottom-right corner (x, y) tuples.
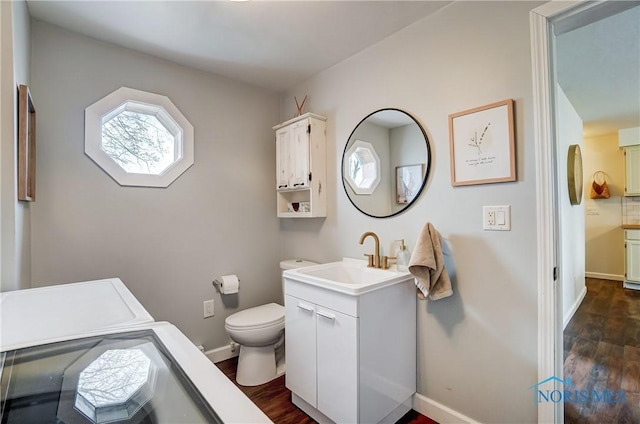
(280, 260), (317, 300)
(280, 259), (317, 271)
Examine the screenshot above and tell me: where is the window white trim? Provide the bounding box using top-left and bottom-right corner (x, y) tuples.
(343, 139), (381, 195)
(85, 87), (194, 187)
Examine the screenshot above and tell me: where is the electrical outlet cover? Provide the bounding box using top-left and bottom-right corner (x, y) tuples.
(203, 299), (214, 318)
(483, 205), (511, 231)
(487, 211), (496, 225)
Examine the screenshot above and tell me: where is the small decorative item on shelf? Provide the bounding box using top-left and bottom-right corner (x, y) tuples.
(288, 202), (311, 213)
(294, 95), (308, 117)
(590, 171), (610, 199)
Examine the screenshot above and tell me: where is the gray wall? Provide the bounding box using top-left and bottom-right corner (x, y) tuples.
(0, 0), (31, 292)
(556, 85), (586, 323)
(30, 21), (282, 350)
(280, 2), (542, 422)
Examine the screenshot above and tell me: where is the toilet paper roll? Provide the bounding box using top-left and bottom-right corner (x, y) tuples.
(218, 274), (239, 294)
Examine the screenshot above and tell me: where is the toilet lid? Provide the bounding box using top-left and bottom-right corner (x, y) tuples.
(225, 303), (284, 330)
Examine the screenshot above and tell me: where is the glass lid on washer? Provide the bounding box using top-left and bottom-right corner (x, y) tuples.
(0, 330), (222, 424)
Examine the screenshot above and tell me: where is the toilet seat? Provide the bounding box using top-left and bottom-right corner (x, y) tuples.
(225, 303), (284, 331)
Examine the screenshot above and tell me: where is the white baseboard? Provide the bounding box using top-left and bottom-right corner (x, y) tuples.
(563, 286), (587, 330)
(205, 343), (239, 363)
(412, 393), (480, 424)
(585, 272), (624, 281)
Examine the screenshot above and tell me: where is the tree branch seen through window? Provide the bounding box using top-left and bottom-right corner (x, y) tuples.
(101, 111), (175, 175)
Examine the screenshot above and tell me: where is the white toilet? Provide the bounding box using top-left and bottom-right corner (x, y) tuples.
(224, 259), (316, 386)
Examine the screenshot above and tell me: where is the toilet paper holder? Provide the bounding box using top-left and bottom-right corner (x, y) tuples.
(213, 276), (240, 293)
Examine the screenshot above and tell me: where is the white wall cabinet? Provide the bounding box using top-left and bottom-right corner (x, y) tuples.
(624, 229), (640, 290)
(619, 127), (640, 148)
(284, 276), (416, 424)
(624, 146), (640, 196)
(273, 113), (326, 218)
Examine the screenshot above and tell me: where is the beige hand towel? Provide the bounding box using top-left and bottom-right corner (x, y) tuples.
(408, 222), (453, 300)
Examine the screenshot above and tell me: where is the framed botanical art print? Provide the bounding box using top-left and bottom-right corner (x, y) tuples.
(449, 99), (515, 186)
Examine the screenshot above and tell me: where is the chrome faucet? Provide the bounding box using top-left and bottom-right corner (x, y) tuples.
(359, 231), (381, 268)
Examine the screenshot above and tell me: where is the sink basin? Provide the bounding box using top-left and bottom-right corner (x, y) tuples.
(283, 259), (412, 295)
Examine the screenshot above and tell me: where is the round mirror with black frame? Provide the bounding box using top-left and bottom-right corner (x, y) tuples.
(342, 109), (431, 218)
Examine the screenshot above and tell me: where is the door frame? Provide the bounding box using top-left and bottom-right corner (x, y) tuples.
(531, 1), (638, 422)
(530, 4), (569, 423)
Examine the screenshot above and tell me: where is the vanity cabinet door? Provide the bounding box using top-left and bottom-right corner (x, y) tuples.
(284, 295), (317, 406)
(316, 307), (358, 424)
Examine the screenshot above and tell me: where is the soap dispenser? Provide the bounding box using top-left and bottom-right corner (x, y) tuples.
(396, 239), (411, 272)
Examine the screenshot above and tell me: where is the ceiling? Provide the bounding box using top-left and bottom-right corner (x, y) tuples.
(25, 1), (639, 136)
(26, 0), (450, 92)
(556, 4), (640, 137)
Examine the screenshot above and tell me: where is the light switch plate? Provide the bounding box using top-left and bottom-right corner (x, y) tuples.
(483, 205), (511, 231)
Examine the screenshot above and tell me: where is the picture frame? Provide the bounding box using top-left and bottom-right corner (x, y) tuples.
(396, 163), (425, 204)
(17, 84), (36, 201)
(448, 99), (515, 186)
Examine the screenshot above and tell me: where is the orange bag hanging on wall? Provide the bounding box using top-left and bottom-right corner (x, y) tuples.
(590, 171), (610, 199)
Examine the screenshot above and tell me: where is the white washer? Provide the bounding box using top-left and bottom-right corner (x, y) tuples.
(0, 279), (271, 423)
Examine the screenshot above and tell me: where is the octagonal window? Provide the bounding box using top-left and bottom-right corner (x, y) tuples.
(86, 87), (194, 187)
(344, 140), (381, 195)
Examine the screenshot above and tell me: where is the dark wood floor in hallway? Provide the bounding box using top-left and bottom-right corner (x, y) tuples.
(215, 357), (438, 424)
(564, 278), (640, 423)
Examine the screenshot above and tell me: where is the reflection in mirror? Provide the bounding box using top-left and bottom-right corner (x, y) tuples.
(344, 140), (381, 195)
(342, 109), (430, 218)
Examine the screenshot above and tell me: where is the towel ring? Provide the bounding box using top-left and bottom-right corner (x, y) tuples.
(593, 171), (606, 184)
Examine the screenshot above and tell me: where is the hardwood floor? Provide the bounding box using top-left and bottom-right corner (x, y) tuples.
(215, 357), (437, 424)
(564, 278), (640, 423)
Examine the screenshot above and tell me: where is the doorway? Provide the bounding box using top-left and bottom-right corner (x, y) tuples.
(531, 1), (640, 423)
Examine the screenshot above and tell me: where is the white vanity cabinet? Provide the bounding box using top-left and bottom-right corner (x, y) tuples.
(285, 296), (358, 422)
(625, 229), (640, 290)
(284, 276), (416, 424)
(274, 113), (327, 218)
